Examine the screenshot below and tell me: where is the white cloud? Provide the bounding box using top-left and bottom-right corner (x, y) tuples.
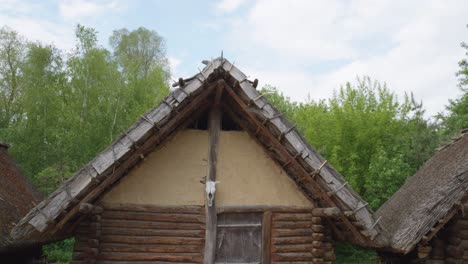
(168, 56), (182, 81)
(0, 15), (75, 51)
(215, 0), (248, 13)
(221, 0), (468, 117)
(59, 0), (122, 21)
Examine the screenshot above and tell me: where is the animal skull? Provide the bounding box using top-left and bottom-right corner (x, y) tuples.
(205, 180), (220, 207)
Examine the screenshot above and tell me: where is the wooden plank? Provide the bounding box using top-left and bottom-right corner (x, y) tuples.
(100, 203), (203, 214)
(101, 227), (204, 238)
(99, 243), (203, 253)
(272, 244), (312, 253)
(101, 211), (205, 223)
(272, 228), (313, 238)
(204, 97), (222, 264)
(312, 208), (340, 218)
(263, 211), (272, 264)
(272, 252), (313, 262)
(100, 235), (204, 245)
(272, 236), (314, 245)
(97, 252), (202, 262)
(101, 219), (205, 230)
(272, 221), (312, 229)
(217, 206), (313, 213)
(272, 213), (312, 221)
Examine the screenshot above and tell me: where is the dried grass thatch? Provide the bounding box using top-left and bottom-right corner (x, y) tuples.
(376, 131), (468, 253)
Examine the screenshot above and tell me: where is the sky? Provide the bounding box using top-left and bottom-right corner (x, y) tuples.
(1, 0), (467, 117)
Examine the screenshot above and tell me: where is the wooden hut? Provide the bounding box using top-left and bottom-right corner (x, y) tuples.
(12, 58), (386, 263)
(376, 130), (468, 263)
(0, 142), (45, 263)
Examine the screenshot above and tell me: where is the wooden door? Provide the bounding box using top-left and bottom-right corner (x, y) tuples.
(215, 213), (263, 264)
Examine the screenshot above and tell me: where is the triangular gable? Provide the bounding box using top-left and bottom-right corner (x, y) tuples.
(11, 57), (387, 248)
(100, 129), (312, 207)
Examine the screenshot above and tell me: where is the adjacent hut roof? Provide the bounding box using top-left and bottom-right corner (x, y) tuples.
(376, 131), (468, 253)
(12, 57), (387, 248)
(0, 143), (42, 251)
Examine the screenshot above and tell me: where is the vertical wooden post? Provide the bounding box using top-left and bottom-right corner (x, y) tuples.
(204, 87), (222, 264)
(262, 211), (272, 264)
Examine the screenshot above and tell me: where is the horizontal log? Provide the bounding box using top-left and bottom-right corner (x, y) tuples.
(446, 245), (463, 258)
(272, 228), (313, 237)
(272, 252), (313, 262)
(448, 236), (462, 246)
(101, 219), (205, 230)
(99, 243), (203, 253)
(312, 233), (324, 241)
(100, 235), (204, 245)
(311, 217), (322, 224)
(273, 236), (314, 245)
(217, 205), (313, 213)
(102, 211), (205, 223)
(311, 248), (324, 257)
(312, 208), (340, 218)
(312, 258), (324, 264)
(88, 238), (99, 248)
(311, 225), (324, 233)
(97, 252), (202, 262)
(273, 221), (312, 229)
(461, 239), (468, 248)
(458, 230), (468, 239)
(445, 258), (463, 264)
(272, 213), (312, 221)
(455, 219), (468, 229)
(101, 227), (205, 238)
(100, 202), (203, 214)
(84, 247), (99, 257)
(272, 244), (312, 253)
(425, 260), (446, 264)
(312, 241), (322, 248)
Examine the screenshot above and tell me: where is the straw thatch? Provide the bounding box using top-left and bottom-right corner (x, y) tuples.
(376, 131), (468, 253)
(0, 143), (42, 251)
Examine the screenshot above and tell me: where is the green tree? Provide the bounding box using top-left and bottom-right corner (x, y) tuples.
(262, 77), (440, 209)
(109, 27), (170, 121)
(439, 25), (468, 135)
(0, 27), (27, 129)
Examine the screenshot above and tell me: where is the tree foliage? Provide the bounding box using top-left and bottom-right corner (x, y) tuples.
(439, 25), (468, 135)
(262, 77), (440, 209)
(0, 25), (170, 262)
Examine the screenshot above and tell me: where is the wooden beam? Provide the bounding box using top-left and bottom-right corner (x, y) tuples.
(217, 205), (314, 213)
(262, 211), (272, 264)
(312, 207), (341, 218)
(221, 80), (366, 244)
(204, 93), (222, 264)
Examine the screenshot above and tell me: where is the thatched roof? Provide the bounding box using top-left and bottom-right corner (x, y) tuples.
(0, 143), (42, 251)
(376, 131), (468, 253)
(11, 57), (387, 248)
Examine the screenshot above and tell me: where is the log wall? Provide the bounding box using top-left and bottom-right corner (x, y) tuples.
(72, 204), (205, 264)
(270, 211), (335, 264)
(71, 204), (336, 264)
